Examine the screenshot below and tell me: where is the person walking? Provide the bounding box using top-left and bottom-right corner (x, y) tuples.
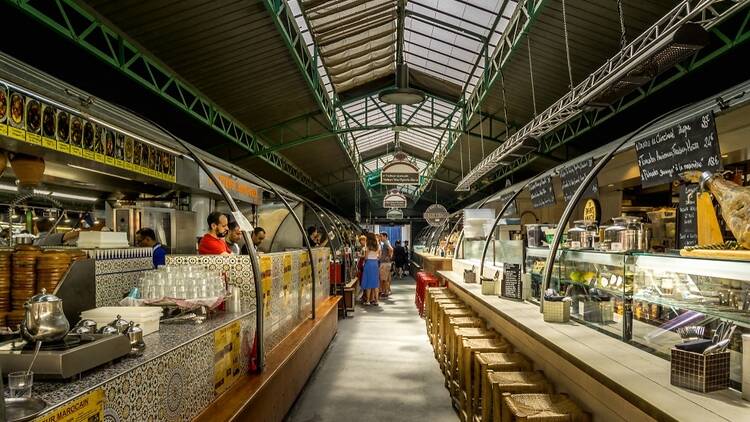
(356, 235), (367, 303)
(378, 232), (394, 298)
(360, 233), (380, 306)
(393, 240), (407, 279)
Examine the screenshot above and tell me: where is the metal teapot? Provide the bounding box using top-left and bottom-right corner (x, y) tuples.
(21, 288), (70, 342)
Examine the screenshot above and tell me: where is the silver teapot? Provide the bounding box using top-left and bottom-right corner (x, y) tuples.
(21, 288), (70, 342)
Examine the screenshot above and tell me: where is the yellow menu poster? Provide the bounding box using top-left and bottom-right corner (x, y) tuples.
(34, 388), (104, 422)
(0, 123), (7, 136)
(260, 255), (273, 319)
(283, 253), (292, 304)
(213, 321), (241, 396)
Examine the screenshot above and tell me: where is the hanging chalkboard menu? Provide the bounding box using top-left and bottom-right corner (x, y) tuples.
(635, 111), (721, 188)
(559, 158), (598, 202)
(528, 176), (556, 208)
(499, 191), (518, 217)
(678, 184), (699, 248)
(501, 263), (522, 300)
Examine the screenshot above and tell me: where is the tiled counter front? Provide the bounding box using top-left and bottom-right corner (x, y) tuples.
(263, 248), (330, 351)
(86, 247), (154, 307)
(26, 311), (256, 422)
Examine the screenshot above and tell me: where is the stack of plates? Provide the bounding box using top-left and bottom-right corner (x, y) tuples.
(37, 250), (73, 293)
(12, 246), (41, 310)
(0, 250), (11, 312)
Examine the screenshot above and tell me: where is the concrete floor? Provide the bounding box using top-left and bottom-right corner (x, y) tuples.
(285, 276), (458, 422)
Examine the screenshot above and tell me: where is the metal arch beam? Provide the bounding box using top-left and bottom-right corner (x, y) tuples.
(448, 12), (750, 208)
(414, 0), (549, 201)
(8, 0), (339, 207)
(263, 0), (370, 198)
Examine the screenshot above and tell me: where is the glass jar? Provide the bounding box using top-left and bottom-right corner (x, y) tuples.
(605, 218), (627, 251)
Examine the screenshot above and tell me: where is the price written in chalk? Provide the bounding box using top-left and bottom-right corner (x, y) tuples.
(528, 176), (556, 209)
(635, 111), (721, 188)
(558, 158), (598, 202)
(678, 184), (699, 248)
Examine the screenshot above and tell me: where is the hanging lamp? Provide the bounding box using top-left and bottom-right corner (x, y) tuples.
(379, 0), (425, 105)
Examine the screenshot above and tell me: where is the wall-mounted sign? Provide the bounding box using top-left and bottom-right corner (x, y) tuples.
(678, 184), (699, 248)
(383, 190), (407, 208)
(528, 176), (556, 209)
(0, 81), (177, 183)
(583, 198), (600, 223)
(381, 152), (419, 185)
(635, 111), (721, 188)
(386, 208), (404, 220)
(199, 166), (262, 205)
(559, 158), (598, 201)
(424, 203), (449, 227)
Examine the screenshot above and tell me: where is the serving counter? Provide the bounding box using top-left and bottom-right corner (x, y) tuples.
(413, 251), (453, 274)
(3, 247), (334, 421)
(437, 263), (750, 422)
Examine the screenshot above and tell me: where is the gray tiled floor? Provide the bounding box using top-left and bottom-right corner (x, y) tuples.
(286, 276), (458, 422)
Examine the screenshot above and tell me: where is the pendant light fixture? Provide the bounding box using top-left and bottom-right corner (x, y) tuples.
(379, 0), (425, 105)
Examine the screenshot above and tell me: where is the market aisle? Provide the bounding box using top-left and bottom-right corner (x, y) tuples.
(285, 276), (458, 422)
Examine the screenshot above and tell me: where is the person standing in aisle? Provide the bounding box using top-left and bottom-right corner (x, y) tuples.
(392, 240), (407, 279)
(378, 232), (394, 298)
(360, 232), (380, 306)
(135, 227), (167, 268)
(404, 240), (410, 275)
(198, 211), (231, 255)
(356, 235), (367, 303)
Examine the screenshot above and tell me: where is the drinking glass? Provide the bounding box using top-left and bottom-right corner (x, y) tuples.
(8, 371), (33, 398)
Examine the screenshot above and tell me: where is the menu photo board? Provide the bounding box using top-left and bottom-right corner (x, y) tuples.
(559, 158), (598, 202)
(528, 175), (556, 209)
(678, 184), (699, 248)
(0, 81), (177, 183)
(635, 111), (721, 188)
(501, 263), (523, 300)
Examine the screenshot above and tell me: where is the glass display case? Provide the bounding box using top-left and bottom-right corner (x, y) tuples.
(548, 250), (750, 387)
(525, 247), (551, 301)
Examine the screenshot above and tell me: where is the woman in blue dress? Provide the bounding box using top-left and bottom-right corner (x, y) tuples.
(360, 232), (381, 306)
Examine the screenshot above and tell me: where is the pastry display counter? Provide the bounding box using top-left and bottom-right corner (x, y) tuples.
(413, 251), (453, 274)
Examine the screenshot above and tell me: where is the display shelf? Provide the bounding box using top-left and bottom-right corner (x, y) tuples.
(631, 293), (750, 328)
(525, 247), (552, 259)
(558, 278), (625, 299)
(559, 249), (627, 267)
(630, 253), (750, 282)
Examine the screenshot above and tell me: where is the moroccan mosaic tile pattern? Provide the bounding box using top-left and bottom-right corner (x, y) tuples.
(93, 254), (154, 307)
(96, 272), (142, 307)
(25, 312), (255, 422)
(166, 255), (257, 307)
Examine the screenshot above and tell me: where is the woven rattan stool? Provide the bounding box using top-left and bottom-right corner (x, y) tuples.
(473, 353), (533, 422)
(486, 372), (552, 422)
(429, 298), (463, 347)
(435, 302), (471, 359)
(456, 337), (512, 421)
(446, 327), (497, 381)
(444, 326), (497, 386)
(440, 307), (475, 362)
(500, 393), (590, 422)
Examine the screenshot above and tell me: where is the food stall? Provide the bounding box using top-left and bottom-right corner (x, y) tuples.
(437, 76), (750, 420)
(0, 51), (344, 421)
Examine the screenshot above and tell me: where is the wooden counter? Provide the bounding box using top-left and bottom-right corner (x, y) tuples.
(438, 269), (750, 422)
(194, 296), (341, 422)
(414, 251), (452, 274)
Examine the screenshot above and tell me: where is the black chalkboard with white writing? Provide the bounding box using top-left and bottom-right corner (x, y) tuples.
(501, 263), (522, 300)
(635, 111), (721, 188)
(528, 176), (556, 209)
(559, 158), (599, 202)
(678, 184), (699, 248)
(499, 191), (518, 217)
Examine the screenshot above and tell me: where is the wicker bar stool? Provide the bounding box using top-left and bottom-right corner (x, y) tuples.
(444, 326), (497, 386)
(427, 296), (461, 342)
(485, 371), (552, 422)
(474, 353), (533, 422)
(446, 327), (497, 381)
(425, 288), (454, 321)
(456, 337), (512, 421)
(439, 307), (475, 361)
(499, 393), (590, 422)
(434, 302), (471, 360)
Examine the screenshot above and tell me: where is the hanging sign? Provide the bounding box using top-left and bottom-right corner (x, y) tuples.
(424, 204), (449, 227)
(635, 111), (721, 188)
(381, 152), (420, 185)
(200, 166), (262, 205)
(528, 176), (556, 208)
(559, 158), (598, 202)
(678, 184), (699, 248)
(0, 81), (177, 183)
(498, 191), (518, 217)
(386, 208), (404, 220)
(383, 190), (407, 208)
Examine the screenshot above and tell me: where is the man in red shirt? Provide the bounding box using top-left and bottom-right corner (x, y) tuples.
(198, 211), (231, 255)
